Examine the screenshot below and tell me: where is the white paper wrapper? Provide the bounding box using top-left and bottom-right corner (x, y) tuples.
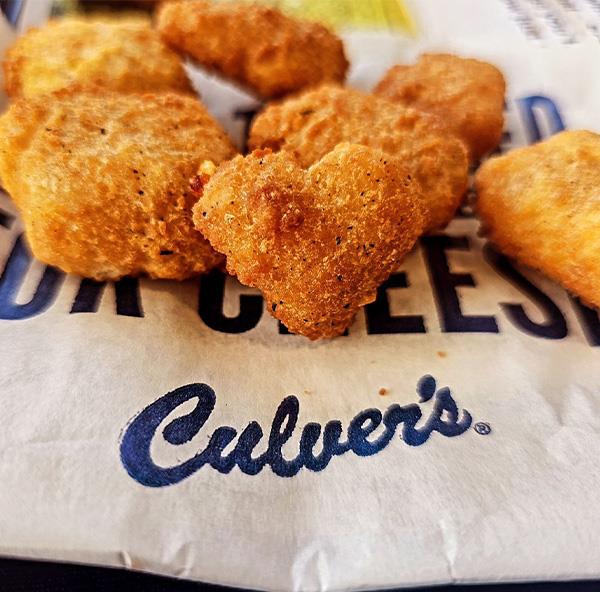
(2, 1), (600, 590)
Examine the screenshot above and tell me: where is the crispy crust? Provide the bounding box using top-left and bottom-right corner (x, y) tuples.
(193, 144), (426, 339)
(375, 53), (506, 162)
(3, 49), (24, 98)
(248, 84), (468, 231)
(156, 0), (348, 99)
(475, 130), (600, 307)
(2, 16), (193, 99)
(0, 90), (237, 280)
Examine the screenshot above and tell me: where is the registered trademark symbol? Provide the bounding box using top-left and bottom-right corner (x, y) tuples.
(474, 422), (491, 435)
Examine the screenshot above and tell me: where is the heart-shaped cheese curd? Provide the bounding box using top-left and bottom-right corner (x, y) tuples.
(193, 143), (426, 339)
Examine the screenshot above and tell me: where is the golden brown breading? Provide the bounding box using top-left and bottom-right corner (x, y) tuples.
(155, 0), (348, 99)
(248, 84), (468, 231)
(192, 144), (426, 339)
(475, 130), (600, 308)
(3, 16), (192, 99)
(0, 90), (237, 280)
(375, 53), (506, 162)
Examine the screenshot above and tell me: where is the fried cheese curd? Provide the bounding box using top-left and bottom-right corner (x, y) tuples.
(192, 144), (426, 339)
(3, 16), (193, 99)
(375, 53), (506, 162)
(156, 0), (348, 99)
(0, 90), (237, 281)
(475, 130), (600, 308)
(248, 84), (468, 231)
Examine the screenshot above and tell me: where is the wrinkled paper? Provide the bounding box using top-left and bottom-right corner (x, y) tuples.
(2, 1), (600, 590)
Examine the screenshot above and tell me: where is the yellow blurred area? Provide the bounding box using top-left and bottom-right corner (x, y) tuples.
(266, 0), (416, 33)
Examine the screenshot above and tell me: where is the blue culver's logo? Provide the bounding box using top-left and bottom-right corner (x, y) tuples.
(120, 375), (473, 487)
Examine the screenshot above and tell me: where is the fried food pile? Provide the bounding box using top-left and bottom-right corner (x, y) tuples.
(2, 0), (595, 338)
(3, 16), (192, 98)
(193, 144), (425, 338)
(156, 0), (348, 99)
(0, 90), (236, 280)
(248, 84), (468, 232)
(475, 130), (600, 309)
(375, 53), (506, 162)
